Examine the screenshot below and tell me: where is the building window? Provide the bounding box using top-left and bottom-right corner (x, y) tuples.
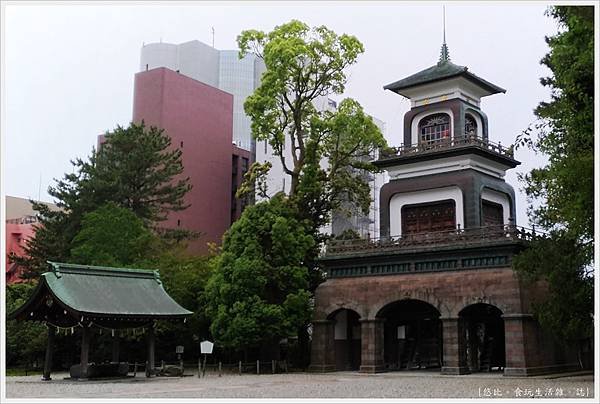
(401, 200), (456, 235)
(465, 114), (478, 138)
(482, 200), (503, 227)
(418, 113), (451, 146)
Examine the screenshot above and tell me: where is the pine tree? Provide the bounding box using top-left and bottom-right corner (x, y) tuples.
(12, 121), (192, 277)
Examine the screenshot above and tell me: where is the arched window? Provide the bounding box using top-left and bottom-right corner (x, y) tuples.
(418, 113), (451, 146)
(465, 114), (478, 138)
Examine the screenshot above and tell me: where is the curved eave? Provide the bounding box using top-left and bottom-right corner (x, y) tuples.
(7, 277), (48, 321)
(9, 273), (193, 322)
(374, 146), (520, 169)
(384, 71), (506, 98)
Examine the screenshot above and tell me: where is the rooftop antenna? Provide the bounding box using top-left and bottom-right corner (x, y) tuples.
(211, 27), (215, 48)
(438, 5), (450, 64)
(38, 172), (42, 202)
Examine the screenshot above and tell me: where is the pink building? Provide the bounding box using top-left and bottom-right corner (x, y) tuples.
(5, 196), (58, 283)
(132, 67), (240, 254)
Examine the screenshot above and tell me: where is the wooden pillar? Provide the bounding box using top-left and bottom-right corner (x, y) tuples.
(440, 316), (469, 375)
(42, 325), (55, 381)
(359, 318), (385, 373)
(146, 323), (155, 377)
(80, 325), (92, 379)
(111, 335), (120, 363)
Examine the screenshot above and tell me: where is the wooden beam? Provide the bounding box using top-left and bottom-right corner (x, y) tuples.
(80, 326), (91, 379)
(146, 324), (155, 377)
(42, 325), (55, 381)
(111, 336), (120, 363)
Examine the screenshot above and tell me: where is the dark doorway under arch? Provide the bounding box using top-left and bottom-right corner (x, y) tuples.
(328, 309), (361, 370)
(459, 303), (505, 372)
(377, 299), (442, 371)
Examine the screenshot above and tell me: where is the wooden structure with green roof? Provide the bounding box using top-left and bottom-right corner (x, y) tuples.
(9, 261), (192, 380)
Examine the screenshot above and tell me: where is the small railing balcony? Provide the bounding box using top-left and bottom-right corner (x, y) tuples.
(325, 225), (539, 257)
(6, 215), (39, 225)
(378, 135), (515, 161)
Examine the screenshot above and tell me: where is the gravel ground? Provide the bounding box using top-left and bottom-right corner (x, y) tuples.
(5, 370), (594, 399)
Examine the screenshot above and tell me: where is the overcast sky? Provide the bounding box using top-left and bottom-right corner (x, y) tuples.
(3, 1), (560, 227)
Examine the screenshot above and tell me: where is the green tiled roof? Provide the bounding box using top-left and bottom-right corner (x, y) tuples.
(10, 262), (192, 321)
(384, 60), (506, 96)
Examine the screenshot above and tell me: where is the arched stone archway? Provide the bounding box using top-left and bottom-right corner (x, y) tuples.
(370, 291), (444, 319)
(376, 299), (442, 371)
(459, 303), (505, 372)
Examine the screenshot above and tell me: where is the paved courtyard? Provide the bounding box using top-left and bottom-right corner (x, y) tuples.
(5, 370), (594, 399)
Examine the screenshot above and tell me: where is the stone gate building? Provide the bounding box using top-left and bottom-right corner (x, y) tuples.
(309, 43), (578, 376)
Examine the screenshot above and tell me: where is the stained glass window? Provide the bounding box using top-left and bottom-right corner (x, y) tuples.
(419, 113), (451, 146)
(465, 114), (478, 137)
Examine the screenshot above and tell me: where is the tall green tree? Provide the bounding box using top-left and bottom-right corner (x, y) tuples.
(70, 202), (158, 267)
(204, 194), (314, 355)
(238, 20), (387, 230)
(513, 6), (594, 342)
(233, 21), (386, 363)
(13, 121), (192, 277)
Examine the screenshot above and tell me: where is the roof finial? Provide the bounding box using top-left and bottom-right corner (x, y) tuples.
(439, 5), (450, 64)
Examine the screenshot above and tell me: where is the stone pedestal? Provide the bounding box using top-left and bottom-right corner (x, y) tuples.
(359, 319), (385, 373)
(440, 317), (470, 375)
(309, 320), (336, 372)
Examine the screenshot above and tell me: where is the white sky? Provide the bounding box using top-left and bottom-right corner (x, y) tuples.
(2, 1), (561, 227)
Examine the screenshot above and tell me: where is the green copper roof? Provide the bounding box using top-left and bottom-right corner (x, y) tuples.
(10, 262), (192, 321)
(384, 59), (506, 97)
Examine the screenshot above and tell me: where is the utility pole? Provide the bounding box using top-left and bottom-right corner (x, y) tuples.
(211, 27), (215, 48)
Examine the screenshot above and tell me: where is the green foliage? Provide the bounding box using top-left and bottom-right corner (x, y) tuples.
(205, 194), (314, 351)
(13, 121), (192, 278)
(6, 282), (46, 367)
(238, 20), (386, 217)
(513, 6), (594, 340)
(149, 247), (214, 358)
(93, 122), (192, 222)
(70, 202), (158, 267)
(513, 233), (593, 341)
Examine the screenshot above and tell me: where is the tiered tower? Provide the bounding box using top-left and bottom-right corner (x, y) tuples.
(309, 42), (578, 376)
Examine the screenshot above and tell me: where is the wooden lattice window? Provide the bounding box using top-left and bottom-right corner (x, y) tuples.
(419, 113), (451, 146)
(482, 200), (503, 227)
(401, 200), (456, 235)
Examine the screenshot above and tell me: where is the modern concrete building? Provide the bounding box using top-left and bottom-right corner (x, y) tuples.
(132, 67), (246, 254)
(310, 42), (579, 376)
(140, 41), (264, 152)
(139, 39), (384, 239)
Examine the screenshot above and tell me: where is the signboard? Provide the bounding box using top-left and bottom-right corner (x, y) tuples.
(397, 325), (406, 339)
(176, 345), (184, 354)
(200, 340), (214, 354)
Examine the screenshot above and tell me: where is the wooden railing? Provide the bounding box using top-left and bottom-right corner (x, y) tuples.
(325, 225), (539, 256)
(379, 136), (515, 160)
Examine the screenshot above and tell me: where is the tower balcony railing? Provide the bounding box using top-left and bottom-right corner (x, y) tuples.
(325, 225), (539, 256)
(378, 135), (515, 160)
